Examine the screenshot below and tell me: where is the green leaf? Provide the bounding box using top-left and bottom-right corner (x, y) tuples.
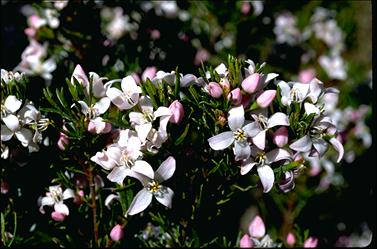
(174, 123), (190, 145)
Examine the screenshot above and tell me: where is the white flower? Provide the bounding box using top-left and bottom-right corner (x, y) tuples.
(106, 76), (141, 110)
(77, 97), (110, 120)
(126, 156), (176, 216)
(129, 96), (172, 142)
(1, 95), (22, 118)
(247, 111), (289, 150)
(240, 146), (292, 193)
(208, 105), (256, 161)
(39, 185), (75, 216)
(289, 115), (344, 162)
(91, 130), (154, 184)
(1, 114), (33, 147)
(318, 54), (347, 80)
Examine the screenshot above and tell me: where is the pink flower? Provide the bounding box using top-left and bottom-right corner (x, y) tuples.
(207, 82), (223, 98)
(1, 181), (9, 194)
(219, 78), (230, 93)
(286, 232), (296, 246)
(227, 88), (242, 105)
(28, 15), (46, 29)
(150, 29), (160, 40)
(57, 132), (69, 150)
(194, 49), (210, 66)
(248, 215), (266, 238)
(304, 237), (318, 248)
(51, 211), (66, 222)
(299, 68), (316, 84)
(273, 127), (288, 147)
(110, 224), (124, 241)
(240, 234), (253, 248)
(242, 73), (260, 94)
(256, 90), (276, 108)
(241, 2), (251, 15)
(169, 100), (184, 124)
(24, 27), (36, 37)
(131, 73), (141, 84)
(142, 67), (157, 82)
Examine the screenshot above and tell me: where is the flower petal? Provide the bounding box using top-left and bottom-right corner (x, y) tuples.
(240, 234), (253, 248)
(234, 141), (251, 161)
(312, 138), (329, 157)
(3, 114), (19, 131)
(243, 122), (261, 138)
(39, 196), (54, 214)
(252, 130), (266, 150)
(94, 97), (110, 115)
(106, 87), (127, 110)
(289, 135), (312, 152)
(267, 112), (289, 128)
(126, 189), (153, 216)
(121, 76), (141, 94)
(63, 188), (75, 200)
(257, 165), (275, 193)
(54, 202), (69, 216)
(135, 123), (152, 143)
(154, 106), (172, 118)
(155, 186), (174, 208)
(329, 137), (344, 163)
(132, 160), (154, 179)
(240, 158), (256, 175)
(277, 80), (291, 101)
(155, 156), (176, 182)
(304, 102), (320, 116)
(107, 166), (130, 184)
(139, 96), (154, 114)
(15, 128), (33, 146)
(1, 125), (13, 141)
(228, 105), (245, 131)
(208, 131), (234, 150)
(265, 148), (292, 164)
(4, 95), (22, 113)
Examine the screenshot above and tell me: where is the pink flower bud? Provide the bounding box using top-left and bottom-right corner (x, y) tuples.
(207, 82), (223, 98)
(194, 49), (210, 66)
(299, 69), (315, 84)
(1, 181), (9, 194)
(242, 73), (260, 94)
(71, 64), (89, 87)
(150, 29), (161, 40)
(256, 90), (276, 108)
(240, 234), (253, 248)
(227, 88), (242, 105)
(57, 132), (69, 150)
(28, 15), (45, 29)
(304, 237), (318, 248)
(248, 215), (265, 238)
(142, 67), (157, 82)
(24, 27), (36, 37)
(241, 2), (251, 15)
(110, 224), (124, 241)
(51, 211), (66, 222)
(286, 232), (296, 246)
(169, 100), (184, 124)
(273, 127), (288, 147)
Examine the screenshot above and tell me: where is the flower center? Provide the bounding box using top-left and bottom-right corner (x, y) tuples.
(290, 88), (303, 102)
(123, 93), (136, 105)
(50, 188), (63, 203)
(233, 128), (246, 141)
(255, 151), (266, 164)
(147, 180), (161, 193)
(143, 110), (154, 123)
(309, 126), (325, 139)
(87, 105), (100, 119)
(120, 152), (134, 168)
(257, 114), (268, 130)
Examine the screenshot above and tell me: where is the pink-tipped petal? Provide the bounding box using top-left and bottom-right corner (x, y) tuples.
(256, 90), (276, 108)
(248, 215), (266, 238)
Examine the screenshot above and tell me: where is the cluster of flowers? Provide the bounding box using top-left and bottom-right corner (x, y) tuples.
(1, 69), (50, 158)
(35, 57), (344, 226)
(239, 215), (318, 248)
(274, 7), (347, 81)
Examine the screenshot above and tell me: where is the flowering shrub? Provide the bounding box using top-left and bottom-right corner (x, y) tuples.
(1, 1), (373, 248)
